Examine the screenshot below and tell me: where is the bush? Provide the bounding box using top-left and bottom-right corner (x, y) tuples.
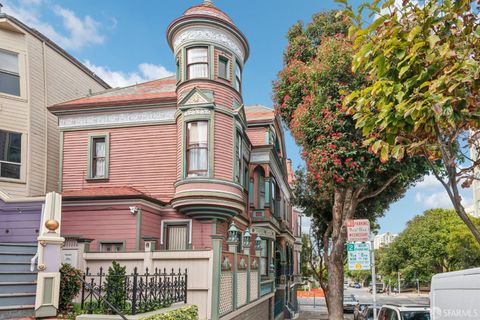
(142, 305), (198, 320)
(59, 264), (83, 311)
(104, 260), (127, 311)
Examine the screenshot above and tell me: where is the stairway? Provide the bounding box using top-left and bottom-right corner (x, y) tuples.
(0, 243), (37, 320)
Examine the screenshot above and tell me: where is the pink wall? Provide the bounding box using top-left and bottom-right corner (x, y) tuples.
(62, 124), (177, 202)
(214, 112), (234, 180)
(62, 204), (137, 251)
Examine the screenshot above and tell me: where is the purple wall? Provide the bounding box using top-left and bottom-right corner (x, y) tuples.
(0, 199), (43, 243)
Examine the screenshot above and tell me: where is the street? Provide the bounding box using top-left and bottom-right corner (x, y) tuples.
(298, 287), (430, 319)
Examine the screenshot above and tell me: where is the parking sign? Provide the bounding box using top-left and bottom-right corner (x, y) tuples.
(347, 242), (371, 271)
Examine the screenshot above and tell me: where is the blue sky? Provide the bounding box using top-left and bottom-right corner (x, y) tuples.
(3, 0), (474, 234)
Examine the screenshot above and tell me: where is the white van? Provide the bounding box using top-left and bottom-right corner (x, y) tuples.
(430, 268), (480, 320)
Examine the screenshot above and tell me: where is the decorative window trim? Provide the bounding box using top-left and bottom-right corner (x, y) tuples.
(86, 133), (110, 181)
(160, 219), (192, 250)
(234, 60), (242, 93)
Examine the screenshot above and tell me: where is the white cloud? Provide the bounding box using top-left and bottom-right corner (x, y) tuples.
(83, 60), (174, 88)
(3, 0), (105, 50)
(415, 174), (442, 190)
(415, 191), (473, 209)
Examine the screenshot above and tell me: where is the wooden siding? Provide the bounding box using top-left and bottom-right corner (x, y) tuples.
(176, 115), (183, 180)
(246, 127), (267, 146)
(62, 124), (177, 202)
(214, 112), (234, 180)
(141, 208), (162, 249)
(61, 204), (137, 251)
(160, 209), (213, 249)
(0, 25), (106, 199)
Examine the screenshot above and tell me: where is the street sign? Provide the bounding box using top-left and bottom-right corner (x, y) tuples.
(347, 242), (371, 271)
(347, 219), (370, 242)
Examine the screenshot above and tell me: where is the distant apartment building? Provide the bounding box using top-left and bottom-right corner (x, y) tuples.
(374, 232), (398, 249)
(0, 12), (109, 317)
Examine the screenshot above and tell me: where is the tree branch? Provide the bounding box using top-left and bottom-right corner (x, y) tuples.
(358, 173), (401, 203)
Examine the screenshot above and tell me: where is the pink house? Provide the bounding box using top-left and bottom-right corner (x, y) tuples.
(49, 2), (302, 319)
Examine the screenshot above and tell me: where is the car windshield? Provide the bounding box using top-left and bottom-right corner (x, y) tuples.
(344, 295), (356, 302)
(401, 311), (430, 320)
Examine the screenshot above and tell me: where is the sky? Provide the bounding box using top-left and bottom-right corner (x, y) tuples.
(2, 0), (474, 235)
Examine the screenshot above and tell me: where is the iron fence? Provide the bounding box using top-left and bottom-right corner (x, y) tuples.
(81, 266), (188, 315)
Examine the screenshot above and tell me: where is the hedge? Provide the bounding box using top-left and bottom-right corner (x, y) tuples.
(142, 305), (198, 320)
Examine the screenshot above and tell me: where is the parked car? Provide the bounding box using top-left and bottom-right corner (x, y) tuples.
(378, 304), (430, 320)
(354, 282), (362, 289)
(343, 294), (359, 313)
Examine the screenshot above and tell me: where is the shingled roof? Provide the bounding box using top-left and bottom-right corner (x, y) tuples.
(49, 76), (177, 112)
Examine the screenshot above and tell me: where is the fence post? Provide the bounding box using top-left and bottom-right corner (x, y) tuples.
(184, 268), (188, 303)
(211, 234), (223, 320)
(132, 267), (138, 315)
(35, 192), (65, 318)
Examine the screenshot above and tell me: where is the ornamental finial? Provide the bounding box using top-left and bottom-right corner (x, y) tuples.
(204, 0), (214, 6)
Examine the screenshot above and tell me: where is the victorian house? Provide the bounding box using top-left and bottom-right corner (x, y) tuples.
(48, 2), (302, 319)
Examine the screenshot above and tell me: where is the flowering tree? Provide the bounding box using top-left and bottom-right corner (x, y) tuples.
(273, 11), (429, 318)
(341, 0), (480, 243)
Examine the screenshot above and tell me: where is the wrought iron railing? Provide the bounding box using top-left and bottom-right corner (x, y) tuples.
(81, 266), (187, 315)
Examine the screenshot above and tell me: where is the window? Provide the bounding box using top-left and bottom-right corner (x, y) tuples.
(0, 130), (21, 179)
(260, 239), (269, 276)
(235, 132), (242, 183)
(166, 224), (188, 250)
(100, 242), (124, 252)
(234, 61), (242, 91)
(236, 231), (243, 253)
(258, 173), (265, 208)
(187, 121), (208, 177)
(176, 57), (181, 81)
(218, 56), (228, 79)
(0, 50), (20, 96)
(90, 137), (107, 179)
(243, 165), (249, 190)
(187, 47), (208, 79)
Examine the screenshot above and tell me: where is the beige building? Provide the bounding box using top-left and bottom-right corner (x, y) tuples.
(374, 232), (398, 250)
(0, 14), (109, 200)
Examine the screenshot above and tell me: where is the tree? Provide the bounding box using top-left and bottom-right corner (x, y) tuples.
(376, 209), (480, 287)
(105, 260), (127, 312)
(342, 0), (480, 242)
(273, 12), (429, 317)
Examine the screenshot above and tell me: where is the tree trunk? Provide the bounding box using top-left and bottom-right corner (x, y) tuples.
(326, 242), (346, 320)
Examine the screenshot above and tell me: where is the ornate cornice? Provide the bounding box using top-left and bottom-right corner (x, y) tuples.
(173, 26), (245, 61)
(58, 109), (176, 130)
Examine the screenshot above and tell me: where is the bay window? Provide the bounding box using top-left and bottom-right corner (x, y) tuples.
(187, 47), (209, 79)
(187, 121), (208, 177)
(0, 50), (20, 96)
(0, 130), (21, 179)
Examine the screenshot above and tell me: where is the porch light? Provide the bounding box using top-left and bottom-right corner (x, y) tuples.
(228, 221), (239, 242)
(243, 227), (251, 248)
(255, 234), (262, 250)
